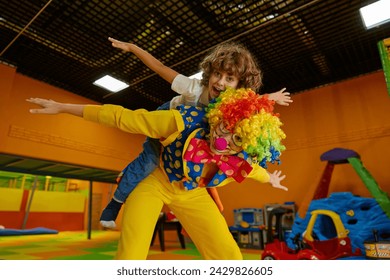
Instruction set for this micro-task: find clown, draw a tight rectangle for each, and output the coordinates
[27,87,287,260]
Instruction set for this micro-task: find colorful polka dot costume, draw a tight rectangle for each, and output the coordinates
[162,105,254,191]
[161,105,208,189]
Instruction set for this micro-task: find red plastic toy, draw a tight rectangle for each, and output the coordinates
[261,207,362,260]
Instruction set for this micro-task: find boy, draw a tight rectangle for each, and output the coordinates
[100,37,292,228]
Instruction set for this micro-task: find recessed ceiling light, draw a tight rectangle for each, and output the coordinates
[360,0,390,29]
[93,75,129,92]
[189,71,203,79]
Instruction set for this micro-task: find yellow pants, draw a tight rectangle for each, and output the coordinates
[115,168,242,260]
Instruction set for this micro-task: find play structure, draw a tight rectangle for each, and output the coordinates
[378,38,390,96]
[262,208,362,260]
[262,148,390,260]
[297,148,390,220]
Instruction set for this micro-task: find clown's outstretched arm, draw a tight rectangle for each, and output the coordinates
[27,98,85,116]
[26,98,184,142]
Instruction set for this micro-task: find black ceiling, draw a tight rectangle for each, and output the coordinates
[0,0,389,111]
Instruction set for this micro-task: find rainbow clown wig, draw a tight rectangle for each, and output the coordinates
[206,87,286,167]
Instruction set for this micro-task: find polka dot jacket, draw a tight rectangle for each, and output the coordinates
[162,105,253,191]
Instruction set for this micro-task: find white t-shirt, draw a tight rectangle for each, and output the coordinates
[170,74,210,109]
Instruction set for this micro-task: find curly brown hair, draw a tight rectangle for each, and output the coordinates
[199,41,262,91]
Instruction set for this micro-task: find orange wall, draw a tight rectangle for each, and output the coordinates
[0,63,145,171]
[1,63,389,229]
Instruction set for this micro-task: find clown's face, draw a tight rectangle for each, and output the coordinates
[208,70,240,101]
[209,122,243,155]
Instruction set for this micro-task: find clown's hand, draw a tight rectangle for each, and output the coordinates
[27,98,64,114]
[268,170,288,191]
[267,88,293,106]
[26,98,85,116]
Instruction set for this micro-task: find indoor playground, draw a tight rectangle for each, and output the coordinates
[1,1,390,262]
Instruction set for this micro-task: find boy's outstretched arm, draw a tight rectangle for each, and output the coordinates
[266,88,293,106]
[108,37,178,84]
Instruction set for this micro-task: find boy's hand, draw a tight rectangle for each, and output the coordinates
[269,170,288,191]
[268,88,293,106]
[108,37,132,52]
